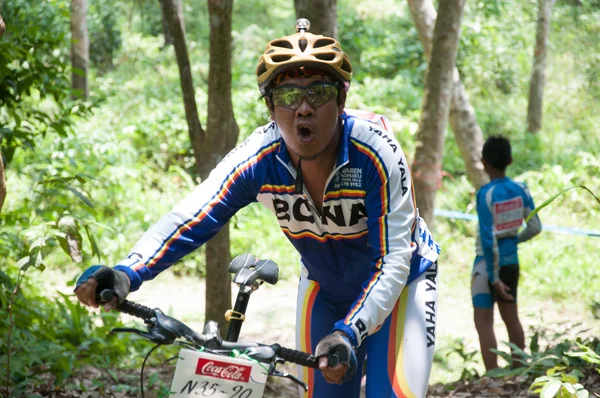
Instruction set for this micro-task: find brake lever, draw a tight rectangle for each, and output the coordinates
[109,313,180,345]
[270,361,309,392]
[109,327,154,340]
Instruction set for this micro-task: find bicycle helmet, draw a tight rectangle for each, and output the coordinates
[256,18,352,95]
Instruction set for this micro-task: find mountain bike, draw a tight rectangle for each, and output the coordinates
[99,254,330,398]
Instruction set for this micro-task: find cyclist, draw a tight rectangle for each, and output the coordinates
[75,19,440,398]
[471,135,541,371]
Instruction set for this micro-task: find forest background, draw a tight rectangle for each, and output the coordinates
[1,0,599,397]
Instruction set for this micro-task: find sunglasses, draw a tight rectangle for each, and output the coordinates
[270,82,339,110]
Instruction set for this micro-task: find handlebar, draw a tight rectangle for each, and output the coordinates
[100,290,319,369]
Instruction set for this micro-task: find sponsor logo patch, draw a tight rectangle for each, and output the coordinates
[195,358,252,383]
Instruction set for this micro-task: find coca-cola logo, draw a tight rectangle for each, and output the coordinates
[195,358,251,383]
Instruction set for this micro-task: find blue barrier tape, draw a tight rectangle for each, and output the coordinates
[434,209,600,238]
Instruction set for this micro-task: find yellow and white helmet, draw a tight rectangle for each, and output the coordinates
[256,18,353,95]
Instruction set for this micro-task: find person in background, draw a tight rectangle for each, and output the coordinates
[74,19,440,398]
[472,135,542,372]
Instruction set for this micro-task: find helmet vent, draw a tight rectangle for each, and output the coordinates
[272,55,292,63]
[316,53,335,61]
[299,39,308,52]
[271,40,293,49]
[342,59,352,73]
[257,63,267,76]
[314,38,335,48]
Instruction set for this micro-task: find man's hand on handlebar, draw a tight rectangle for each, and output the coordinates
[315,331,357,385]
[74,265,131,311]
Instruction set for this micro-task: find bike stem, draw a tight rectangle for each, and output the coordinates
[225,284,254,342]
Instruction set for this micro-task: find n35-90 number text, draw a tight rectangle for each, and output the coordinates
[179,380,254,397]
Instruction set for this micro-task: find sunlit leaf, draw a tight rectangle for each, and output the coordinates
[540,379,561,398]
[561,382,576,394]
[547,366,566,376]
[17,256,30,269]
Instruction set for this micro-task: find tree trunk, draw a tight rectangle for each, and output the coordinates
[527,0,556,133]
[161,8,173,47]
[294,0,337,38]
[160,0,184,48]
[408,0,488,190]
[0,153,6,215]
[71,0,89,99]
[412,0,466,229]
[159,0,205,173]
[203,0,239,335]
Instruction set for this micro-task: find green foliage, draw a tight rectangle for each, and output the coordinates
[443,339,481,380]
[458,0,535,97]
[484,324,600,397]
[0,0,91,165]
[530,367,590,398]
[529,339,600,398]
[3,161,102,267]
[136,0,165,38]
[0,265,155,394]
[88,0,124,73]
[338,2,426,83]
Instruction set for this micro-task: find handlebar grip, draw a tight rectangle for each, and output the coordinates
[278,346,319,369]
[99,289,155,320]
[117,300,155,320]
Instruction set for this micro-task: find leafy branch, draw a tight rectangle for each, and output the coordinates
[3,173,101,395]
[525,185,600,223]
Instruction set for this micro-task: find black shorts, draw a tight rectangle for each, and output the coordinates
[490,264,520,303]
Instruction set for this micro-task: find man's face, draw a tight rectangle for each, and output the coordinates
[268,76,346,161]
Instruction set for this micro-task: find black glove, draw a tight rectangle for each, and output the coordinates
[75,265,130,304]
[315,332,358,383]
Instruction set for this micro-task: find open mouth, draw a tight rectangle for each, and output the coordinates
[297,126,315,143]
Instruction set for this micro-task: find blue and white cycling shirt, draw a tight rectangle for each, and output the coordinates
[475,177,541,283]
[114,111,440,348]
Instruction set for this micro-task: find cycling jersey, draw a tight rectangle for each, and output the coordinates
[474,177,541,283]
[114,111,440,350]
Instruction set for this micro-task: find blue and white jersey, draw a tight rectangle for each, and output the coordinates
[114,112,440,348]
[475,177,541,283]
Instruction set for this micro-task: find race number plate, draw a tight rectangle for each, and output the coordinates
[170,349,268,398]
[494,196,524,235]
